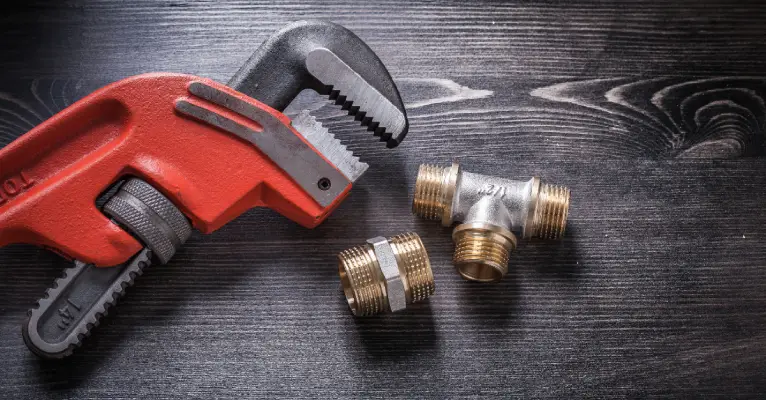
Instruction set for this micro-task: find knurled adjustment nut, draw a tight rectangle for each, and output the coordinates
[366,236,406,313]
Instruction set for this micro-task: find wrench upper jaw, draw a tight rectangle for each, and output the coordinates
[228,20,409,148]
[306,47,408,149]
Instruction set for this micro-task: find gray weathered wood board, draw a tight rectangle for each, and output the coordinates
[1,1,765,397]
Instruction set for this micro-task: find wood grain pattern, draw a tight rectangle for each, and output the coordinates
[2,0,766,398]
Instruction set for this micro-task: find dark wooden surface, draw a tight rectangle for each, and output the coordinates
[2,1,766,398]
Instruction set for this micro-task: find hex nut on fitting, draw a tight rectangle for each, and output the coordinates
[338,233,435,316]
[413,163,570,282]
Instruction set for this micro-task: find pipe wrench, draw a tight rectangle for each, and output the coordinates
[0,20,408,358]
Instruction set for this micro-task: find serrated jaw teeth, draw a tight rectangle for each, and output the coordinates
[327,89,392,142]
[306,48,407,148]
[291,110,369,183]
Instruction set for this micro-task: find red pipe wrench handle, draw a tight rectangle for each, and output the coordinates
[0,73,351,266]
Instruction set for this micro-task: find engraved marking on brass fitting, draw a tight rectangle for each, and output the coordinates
[413,163,570,282]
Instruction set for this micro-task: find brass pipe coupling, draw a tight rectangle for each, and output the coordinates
[412,163,570,283]
[338,233,435,316]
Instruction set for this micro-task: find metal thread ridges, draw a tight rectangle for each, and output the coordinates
[533,183,570,240]
[453,228,515,282]
[389,233,435,302]
[338,233,434,316]
[412,164,449,220]
[338,245,386,316]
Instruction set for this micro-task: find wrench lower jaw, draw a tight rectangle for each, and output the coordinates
[23,178,192,359]
[23,249,152,360]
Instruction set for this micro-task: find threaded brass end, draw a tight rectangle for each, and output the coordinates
[390,233,435,303]
[452,223,517,283]
[532,183,570,240]
[338,233,434,316]
[412,164,448,220]
[412,163,458,225]
[338,245,386,316]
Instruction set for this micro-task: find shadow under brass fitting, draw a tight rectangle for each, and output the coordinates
[413,163,570,282]
[338,233,435,316]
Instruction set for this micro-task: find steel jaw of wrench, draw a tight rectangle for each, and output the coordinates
[229,20,409,148]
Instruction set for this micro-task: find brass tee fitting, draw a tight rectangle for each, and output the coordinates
[338,233,435,316]
[413,163,570,282]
